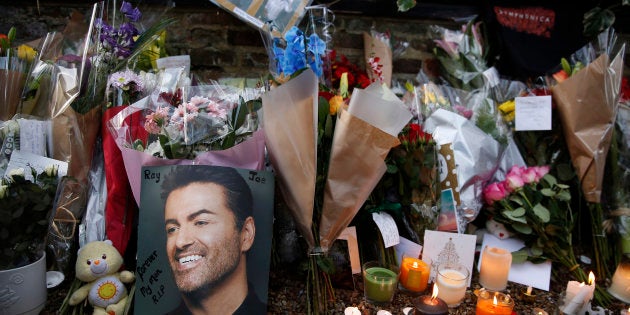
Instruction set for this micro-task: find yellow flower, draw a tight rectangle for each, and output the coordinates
[498,100,515,114]
[17,44,36,62]
[424,91,437,104]
[329,95,344,115]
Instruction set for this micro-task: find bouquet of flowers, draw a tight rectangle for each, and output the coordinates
[483,164,610,305]
[0,26,36,122]
[0,165,60,269]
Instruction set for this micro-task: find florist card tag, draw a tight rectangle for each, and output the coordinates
[5,150,68,181]
[371,211,400,248]
[422,230,476,286]
[515,96,552,131]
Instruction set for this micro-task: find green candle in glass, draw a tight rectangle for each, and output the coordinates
[363,261,399,305]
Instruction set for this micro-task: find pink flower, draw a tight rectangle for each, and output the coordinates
[505,168,525,191]
[521,167,537,184]
[483,181,508,205]
[533,165,550,182]
[144,107,169,134]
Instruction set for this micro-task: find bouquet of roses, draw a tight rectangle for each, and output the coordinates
[483,164,610,305]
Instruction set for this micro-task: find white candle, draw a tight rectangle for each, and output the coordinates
[479,246,512,291]
[345,306,361,315]
[608,262,630,304]
[564,280,582,303]
[436,268,468,307]
[620,307,629,315]
[562,282,589,314]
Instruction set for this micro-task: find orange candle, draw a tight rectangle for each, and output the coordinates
[475,289,514,315]
[399,256,430,292]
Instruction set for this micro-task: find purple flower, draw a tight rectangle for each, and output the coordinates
[120,1,142,22]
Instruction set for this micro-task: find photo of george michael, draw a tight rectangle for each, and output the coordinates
[161,166,266,314]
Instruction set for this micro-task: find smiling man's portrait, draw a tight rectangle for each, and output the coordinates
[161,166,266,314]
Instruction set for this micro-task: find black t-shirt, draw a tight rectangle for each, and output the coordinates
[483,1,595,81]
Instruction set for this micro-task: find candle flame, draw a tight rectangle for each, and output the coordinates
[413,261,418,268]
[527,286,532,295]
[431,283,438,299]
[588,271,595,285]
[493,294,498,306]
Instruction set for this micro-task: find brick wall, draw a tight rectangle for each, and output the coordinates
[0,2,458,84]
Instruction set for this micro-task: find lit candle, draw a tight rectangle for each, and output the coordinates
[479,246,512,291]
[620,307,630,315]
[521,286,536,303]
[413,284,448,315]
[562,282,589,314]
[608,261,630,304]
[363,262,399,305]
[345,307,361,315]
[475,289,514,315]
[400,256,430,293]
[532,307,548,315]
[436,263,469,307]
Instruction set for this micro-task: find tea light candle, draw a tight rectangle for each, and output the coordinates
[413,284,448,315]
[608,261,630,303]
[479,246,512,291]
[400,256,430,293]
[532,307,548,315]
[475,289,514,315]
[620,307,629,315]
[363,266,399,304]
[345,307,361,315]
[521,286,536,303]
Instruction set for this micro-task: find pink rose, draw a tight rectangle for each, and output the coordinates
[533,165,550,182]
[504,165,525,191]
[522,167,537,184]
[483,181,508,205]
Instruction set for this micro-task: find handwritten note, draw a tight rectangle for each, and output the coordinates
[372,211,400,248]
[515,96,552,131]
[18,118,51,156]
[4,150,68,181]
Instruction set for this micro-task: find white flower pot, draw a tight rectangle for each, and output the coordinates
[0,252,47,315]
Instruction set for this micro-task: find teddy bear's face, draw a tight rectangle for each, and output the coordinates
[486,219,513,240]
[75,241,124,282]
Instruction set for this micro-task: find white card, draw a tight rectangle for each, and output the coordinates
[515,96,552,131]
[422,230,477,286]
[18,118,51,156]
[372,211,400,248]
[5,150,68,181]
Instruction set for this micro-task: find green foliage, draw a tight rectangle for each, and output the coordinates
[396,0,416,12]
[0,166,60,270]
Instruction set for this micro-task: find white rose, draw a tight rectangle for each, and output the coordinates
[0,184,7,198]
[7,168,25,178]
[44,164,58,177]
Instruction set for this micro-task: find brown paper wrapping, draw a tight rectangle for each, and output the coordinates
[363,32,392,87]
[0,70,25,121]
[52,106,101,186]
[552,53,624,203]
[262,70,318,248]
[318,109,400,250]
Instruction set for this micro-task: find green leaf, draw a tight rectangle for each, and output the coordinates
[540,188,555,197]
[561,58,572,76]
[555,190,571,202]
[511,249,530,264]
[530,245,544,256]
[532,203,551,222]
[316,255,336,274]
[509,195,523,205]
[543,174,557,186]
[583,7,615,38]
[396,0,416,12]
[512,222,533,234]
[502,209,528,223]
[506,207,526,217]
[7,26,16,45]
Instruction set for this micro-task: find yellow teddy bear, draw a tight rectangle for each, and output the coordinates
[69,240,135,315]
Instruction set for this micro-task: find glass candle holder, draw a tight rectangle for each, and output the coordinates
[479,245,512,291]
[608,261,630,303]
[362,261,400,305]
[435,262,469,307]
[399,255,430,295]
[475,288,514,315]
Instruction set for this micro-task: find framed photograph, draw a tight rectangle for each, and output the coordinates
[134,165,274,314]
